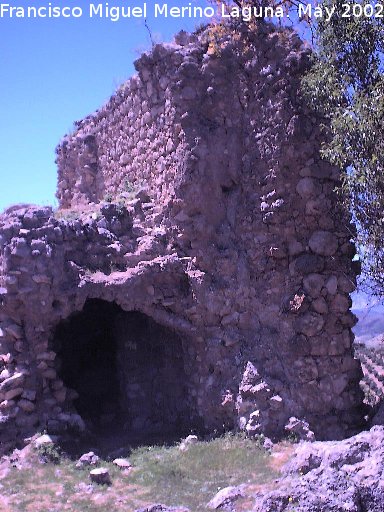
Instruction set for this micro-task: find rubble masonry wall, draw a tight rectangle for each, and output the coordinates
[0,23,363,452]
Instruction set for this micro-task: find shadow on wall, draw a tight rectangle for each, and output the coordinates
[51,299,198,441]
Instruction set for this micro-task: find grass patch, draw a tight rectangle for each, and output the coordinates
[0,433,279,512]
[129,433,275,511]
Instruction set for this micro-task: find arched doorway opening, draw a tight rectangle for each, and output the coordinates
[52,299,196,443]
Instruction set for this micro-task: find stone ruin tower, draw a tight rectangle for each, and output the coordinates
[0,23,364,452]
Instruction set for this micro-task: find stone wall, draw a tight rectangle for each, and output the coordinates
[0,22,363,452]
[56,34,192,209]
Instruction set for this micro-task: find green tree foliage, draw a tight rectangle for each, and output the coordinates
[301,0,384,295]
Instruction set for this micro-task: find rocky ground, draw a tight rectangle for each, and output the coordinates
[193,425,384,511]
[1,426,384,511]
[252,425,384,512]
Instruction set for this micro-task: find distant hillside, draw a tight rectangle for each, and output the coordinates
[352,292,384,344]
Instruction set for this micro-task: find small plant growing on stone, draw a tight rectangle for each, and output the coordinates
[36,442,62,464]
[286,431,300,444]
[252,433,266,448]
[287,495,299,511]
[54,209,82,222]
[193,22,208,35]
[103,193,113,203]
[122,178,135,194]
[115,178,149,203]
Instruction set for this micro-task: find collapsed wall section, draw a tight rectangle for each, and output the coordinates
[0,23,364,452]
[56,39,194,209]
[0,203,204,452]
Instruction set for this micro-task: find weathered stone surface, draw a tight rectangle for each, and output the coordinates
[331,294,351,313]
[338,275,356,293]
[0,373,25,393]
[372,401,384,426]
[252,426,384,512]
[33,434,57,448]
[113,458,132,469]
[89,467,111,485]
[5,324,23,340]
[296,178,318,198]
[290,254,325,275]
[18,399,35,413]
[179,435,198,452]
[311,297,328,314]
[284,417,315,441]
[325,275,338,295]
[302,274,324,298]
[4,388,23,400]
[207,485,245,509]
[76,452,99,468]
[0,23,362,449]
[294,313,325,337]
[309,231,339,256]
[135,505,189,512]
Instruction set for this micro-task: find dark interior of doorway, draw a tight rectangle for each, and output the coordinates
[52,299,197,454]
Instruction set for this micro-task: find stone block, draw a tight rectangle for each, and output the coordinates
[0,372,25,392]
[18,399,36,413]
[309,231,338,256]
[290,254,325,274]
[294,313,325,337]
[303,273,324,298]
[4,387,23,400]
[89,467,111,485]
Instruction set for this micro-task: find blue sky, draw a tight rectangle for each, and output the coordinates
[0,0,212,211]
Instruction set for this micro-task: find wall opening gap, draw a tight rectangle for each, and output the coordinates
[52,298,197,450]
